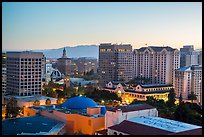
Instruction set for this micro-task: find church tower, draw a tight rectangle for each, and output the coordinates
[62,47,67,58]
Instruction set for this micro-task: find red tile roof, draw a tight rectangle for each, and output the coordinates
[108,120,173,135]
[107,103,156,113]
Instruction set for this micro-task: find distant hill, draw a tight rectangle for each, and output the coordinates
[3,45,99,59]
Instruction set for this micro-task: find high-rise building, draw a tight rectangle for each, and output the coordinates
[99,43,133,85]
[174,65,202,105]
[133,46,180,84]
[2,67,6,95]
[198,50,202,65]
[2,53,7,95]
[180,45,201,67]
[56,48,71,76]
[6,51,44,96]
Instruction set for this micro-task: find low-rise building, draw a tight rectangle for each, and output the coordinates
[22,96,106,135]
[105,103,158,129]
[103,82,174,104]
[4,95,57,108]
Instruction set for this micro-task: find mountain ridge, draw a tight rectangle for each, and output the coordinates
[3,45,99,59]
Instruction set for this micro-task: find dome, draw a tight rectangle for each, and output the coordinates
[62,96,98,109]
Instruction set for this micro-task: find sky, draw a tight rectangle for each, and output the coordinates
[2,2,202,50]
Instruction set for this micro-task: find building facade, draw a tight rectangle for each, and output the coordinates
[174,65,202,105]
[133,46,180,85]
[103,82,173,104]
[105,104,158,129]
[2,53,7,95]
[99,43,133,85]
[6,51,44,96]
[71,57,97,76]
[56,48,71,76]
[180,45,201,67]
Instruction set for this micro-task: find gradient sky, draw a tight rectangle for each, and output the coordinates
[2,2,202,50]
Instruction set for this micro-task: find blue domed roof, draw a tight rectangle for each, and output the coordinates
[61,96,98,109]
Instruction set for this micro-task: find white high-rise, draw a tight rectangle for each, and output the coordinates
[6,51,44,96]
[133,46,180,84]
[174,65,202,105]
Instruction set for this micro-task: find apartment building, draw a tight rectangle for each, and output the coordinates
[99,43,133,85]
[174,65,202,105]
[133,46,180,84]
[6,51,44,96]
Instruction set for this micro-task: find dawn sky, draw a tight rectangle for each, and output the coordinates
[2,2,202,50]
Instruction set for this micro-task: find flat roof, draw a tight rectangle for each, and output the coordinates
[29,105,105,118]
[125,89,171,94]
[108,116,202,135]
[140,84,173,88]
[6,95,57,102]
[107,103,156,113]
[2,115,65,135]
[108,120,172,135]
[128,116,202,133]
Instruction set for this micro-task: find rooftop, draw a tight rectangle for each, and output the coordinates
[108,116,202,135]
[176,66,191,72]
[2,115,65,135]
[10,95,57,102]
[140,84,173,88]
[29,104,105,118]
[108,120,172,135]
[124,89,172,94]
[107,103,156,113]
[128,116,202,133]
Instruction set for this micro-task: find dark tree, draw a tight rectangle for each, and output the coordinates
[166,89,176,107]
[188,92,197,103]
[179,93,183,105]
[45,98,51,105]
[6,98,20,118]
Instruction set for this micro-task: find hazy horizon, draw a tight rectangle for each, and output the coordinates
[2,2,202,50]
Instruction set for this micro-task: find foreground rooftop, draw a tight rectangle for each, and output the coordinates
[2,115,65,135]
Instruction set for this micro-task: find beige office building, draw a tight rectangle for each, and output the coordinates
[99,43,133,85]
[6,51,44,96]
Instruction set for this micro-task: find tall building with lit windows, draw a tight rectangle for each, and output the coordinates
[99,43,133,85]
[2,52,7,95]
[133,46,180,84]
[6,51,44,96]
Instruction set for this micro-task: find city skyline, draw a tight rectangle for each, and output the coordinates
[2,2,202,51]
